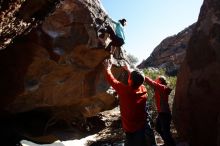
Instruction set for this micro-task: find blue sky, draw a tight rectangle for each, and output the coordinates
[101,0,203,64]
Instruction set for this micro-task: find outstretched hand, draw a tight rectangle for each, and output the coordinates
[103,59,112,70]
[122,62,132,73]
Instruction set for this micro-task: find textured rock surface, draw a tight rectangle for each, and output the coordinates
[0,0,61,49]
[138,24,195,76]
[0,0,122,122]
[173,0,220,145]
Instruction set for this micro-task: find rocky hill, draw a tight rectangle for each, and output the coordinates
[138,23,196,76]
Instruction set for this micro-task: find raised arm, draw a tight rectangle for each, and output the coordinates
[145,76,167,92]
[122,62,133,74]
[105,15,117,24]
[144,76,157,87]
[103,59,121,91]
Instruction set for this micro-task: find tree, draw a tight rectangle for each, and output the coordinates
[127,53,138,65]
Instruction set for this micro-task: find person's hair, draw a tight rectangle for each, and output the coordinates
[158,76,167,85]
[119,18,126,26]
[130,70,144,89]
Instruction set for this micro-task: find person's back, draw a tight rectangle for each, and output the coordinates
[103,60,151,146]
[145,75,175,146]
[145,76,171,113]
[104,65,147,132]
[104,17,127,54]
[114,19,126,41]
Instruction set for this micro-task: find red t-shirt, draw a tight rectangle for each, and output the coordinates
[145,76,171,113]
[105,69,147,133]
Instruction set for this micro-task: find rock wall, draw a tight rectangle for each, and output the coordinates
[138,24,195,76]
[0,0,121,122]
[0,0,61,49]
[173,0,220,145]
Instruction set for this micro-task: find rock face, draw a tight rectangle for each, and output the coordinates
[138,24,195,76]
[0,0,61,49]
[0,0,121,123]
[173,0,220,145]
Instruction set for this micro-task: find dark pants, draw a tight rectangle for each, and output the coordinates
[125,128,147,146]
[105,25,124,51]
[125,124,156,146]
[156,113,175,146]
[146,118,157,146]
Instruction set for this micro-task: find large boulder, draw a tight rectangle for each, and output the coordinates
[0,0,122,123]
[0,0,61,49]
[173,0,220,145]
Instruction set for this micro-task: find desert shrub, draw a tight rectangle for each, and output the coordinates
[127,54,138,65]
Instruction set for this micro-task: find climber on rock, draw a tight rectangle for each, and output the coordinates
[103,16,127,55]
